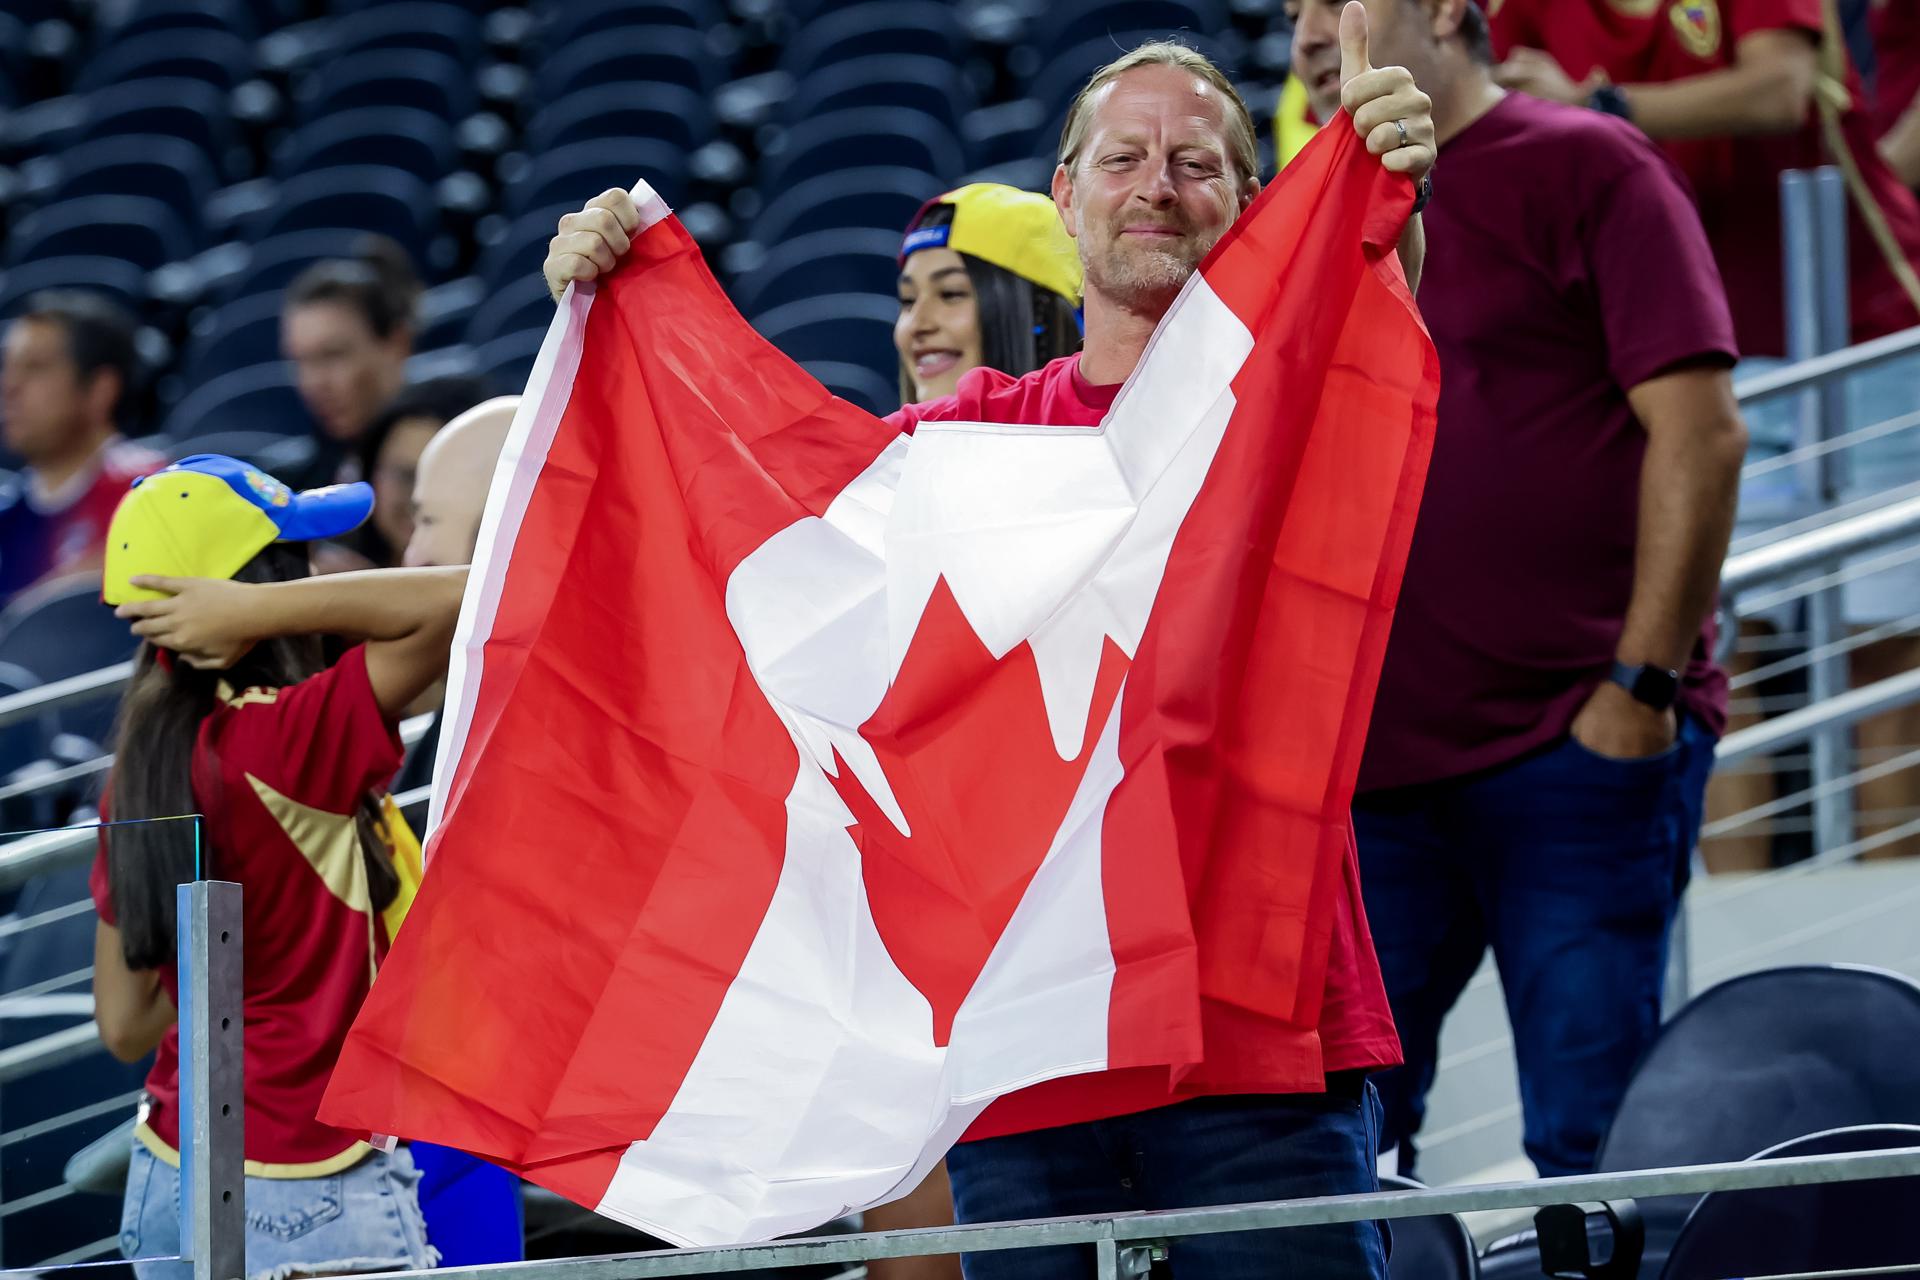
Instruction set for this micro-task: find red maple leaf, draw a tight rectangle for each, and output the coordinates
[828,576,1132,1046]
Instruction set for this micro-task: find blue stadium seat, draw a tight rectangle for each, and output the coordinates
[47,135,218,228]
[163,429,315,476]
[0,257,149,319]
[1660,1124,1920,1280]
[243,167,439,269]
[5,196,194,272]
[464,275,555,349]
[217,229,369,304]
[476,204,575,288]
[329,2,485,64]
[295,50,476,125]
[75,79,242,180]
[753,293,898,382]
[0,575,140,745]
[1031,31,1240,118]
[476,328,545,394]
[731,228,901,318]
[526,83,717,156]
[275,108,457,184]
[543,0,725,46]
[180,294,286,386]
[759,108,965,193]
[531,28,725,104]
[788,56,978,133]
[777,2,969,78]
[802,360,898,417]
[504,139,688,217]
[160,362,314,443]
[0,660,51,783]
[75,29,254,93]
[415,275,488,352]
[748,167,941,245]
[1027,0,1230,58]
[96,0,264,45]
[1378,1175,1480,1280]
[962,98,1053,172]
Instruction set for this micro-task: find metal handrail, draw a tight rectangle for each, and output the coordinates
[1722,494,1920,596]
[0,661,132,729]
[363,1148,1920,1279]
[1733,323,1920,405]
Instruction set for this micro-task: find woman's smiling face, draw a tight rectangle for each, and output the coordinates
[895,246,984,401]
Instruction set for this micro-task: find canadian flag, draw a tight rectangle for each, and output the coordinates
[320,120,1438,1246]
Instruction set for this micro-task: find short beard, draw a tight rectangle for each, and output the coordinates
[1083,229,1218,315]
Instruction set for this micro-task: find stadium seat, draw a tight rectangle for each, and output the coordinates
[542,0,725,46]
[526,83,717,156]
[295,51,477,125]
[476,328,545,394]
[242,167,440,269]
[476,203,576,288]
[758,108,965,193]
[503,138,688,217]
[753,293,898,383]
[747,167,942,245]
[329,2,485,65]
[464,275,556,349]
[801,360,898,417]
[163,429,314,476]
[1481,965,1920,1280]
[0,256,150,319]
[5,196,194,272]
[787,56,979,134]
[0,575,140,745]
[1660,1124,1920,1280]
[961,98,1053,172]
[1379,1175,1480,1280]
[275,108,458,184]
[1026,0,1230,57]
[731,228,902,317]
[415,275,488,352]
[46,135,218,228]
[215,228,370,304]
[160,362,313,443]
[95,0,263,44]
[0,659,51,783]
[1031,32,1241,119]
[74,78,243,180]
[530,29,726,104]
[180,294,287,385]
[777,2,970,79]
[74,29,254,94]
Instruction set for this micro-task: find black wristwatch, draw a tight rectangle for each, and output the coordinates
[1610,661,1679,711]
[1588,83,1633,122]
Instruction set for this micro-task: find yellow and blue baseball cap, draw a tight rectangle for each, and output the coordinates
[102,454,374,605]
[901,183,1083,307]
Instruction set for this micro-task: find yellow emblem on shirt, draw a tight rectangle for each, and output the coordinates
[1669,0,1722,59]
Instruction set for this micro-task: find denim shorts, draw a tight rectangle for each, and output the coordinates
[120,1139,437,1280]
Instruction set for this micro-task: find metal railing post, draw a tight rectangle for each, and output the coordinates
[1782,167,1856,857]
[177,881,244,1280]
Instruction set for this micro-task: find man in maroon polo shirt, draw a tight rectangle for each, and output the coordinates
[1292,0,1749,1178]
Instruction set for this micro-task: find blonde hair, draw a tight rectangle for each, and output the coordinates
[1057,41,1259,188]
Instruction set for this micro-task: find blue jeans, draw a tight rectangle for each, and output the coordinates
[944,1087,1389,1279]
[1352,715,1715,1179]
[120,1140,436,1280]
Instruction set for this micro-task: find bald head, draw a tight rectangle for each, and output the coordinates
[404,394,518,567]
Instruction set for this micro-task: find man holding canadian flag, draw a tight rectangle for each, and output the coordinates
[319,5,1440,1276]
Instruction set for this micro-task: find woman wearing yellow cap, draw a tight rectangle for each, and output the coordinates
[88,454,466,1280]
[894,183,1084,405]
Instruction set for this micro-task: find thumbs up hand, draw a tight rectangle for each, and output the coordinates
[1338,0,1436,181]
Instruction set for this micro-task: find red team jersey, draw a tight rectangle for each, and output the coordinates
[1490,0,1920,355]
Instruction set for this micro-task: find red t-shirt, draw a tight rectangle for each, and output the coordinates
[1873,0,1920,146]
[1359,94,1737,792]
[888,357,1401,1140]
[92,646,405,1175]
[1491,0,1920,356]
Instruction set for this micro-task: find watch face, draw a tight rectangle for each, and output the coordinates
[1632,666,1680,709]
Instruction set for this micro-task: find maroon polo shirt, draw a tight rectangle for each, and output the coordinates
[1357,93,1736,793]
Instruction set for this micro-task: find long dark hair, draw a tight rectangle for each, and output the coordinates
[105,543,399,970]
[897,206,1083,405]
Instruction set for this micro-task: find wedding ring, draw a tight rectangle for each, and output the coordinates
[1393,119,1410,148]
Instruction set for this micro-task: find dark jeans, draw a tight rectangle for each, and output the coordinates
[1352,715,1715,1178]
[944,1084,1388,1280]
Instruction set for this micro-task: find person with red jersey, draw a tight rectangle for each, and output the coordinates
[90,453,466,1280]
[0,291,162,607]
[1872,0,1920,187]
[543,9,1432,1276]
